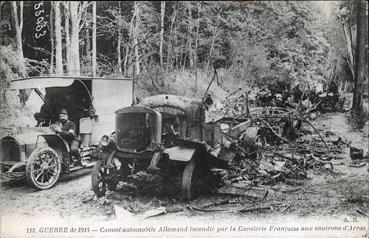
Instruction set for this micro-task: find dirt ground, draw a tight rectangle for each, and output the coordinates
[0,112,368,221]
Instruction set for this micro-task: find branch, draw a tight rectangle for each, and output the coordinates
[78,1,92,26]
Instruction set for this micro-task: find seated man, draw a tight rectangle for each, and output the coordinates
[51,109,79,157]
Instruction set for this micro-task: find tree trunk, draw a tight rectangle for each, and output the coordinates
[11,1,25,76]
[124,10,135,76]
[50,5,54,74]
[187,5,194,69]
[194,2,201,68]
[69,1,80,76]
[342,24,355,79]
[64,2,71,74]
[207,30,216,70]
[179,40,185,70]
[159,1,165,67]
[352,1,368,113]
[85,27,90,68]
[92,1,97,77]
[117,2,122,74]
[207,13,219,70]
[133,2,140,75]
[54,1,63,75]
[167,3,177,71]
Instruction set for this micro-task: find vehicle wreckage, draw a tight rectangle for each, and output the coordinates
[90,91,310,200]
[92,94,230,200]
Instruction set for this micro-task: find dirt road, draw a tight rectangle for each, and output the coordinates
[1,112,368,221]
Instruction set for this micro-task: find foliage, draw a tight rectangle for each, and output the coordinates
[0,45,22,98]
[0,1,366,99]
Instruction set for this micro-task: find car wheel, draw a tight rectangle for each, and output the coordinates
[181,158,207,200]
[91,160,107,197]
[26,147,61,190]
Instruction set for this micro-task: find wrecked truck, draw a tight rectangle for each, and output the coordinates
[91,95,228,200]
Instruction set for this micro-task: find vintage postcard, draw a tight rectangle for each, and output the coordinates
[0,1,368,237]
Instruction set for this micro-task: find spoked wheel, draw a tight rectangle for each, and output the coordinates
[91,160,120,197]
[26,147,61,190]
[91,161,107,197]
[181,158,209,200]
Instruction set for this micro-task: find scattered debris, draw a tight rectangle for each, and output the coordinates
[356,209,369,217]
[113,205,135,220]
[200,199,230,209]
[141,207,167,219]
[349,163,366,168]
[215,187,267,201]
[239,206,272,213]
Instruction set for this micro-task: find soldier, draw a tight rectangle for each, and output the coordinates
[51,109,79,157]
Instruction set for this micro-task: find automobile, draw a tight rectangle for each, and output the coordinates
[0,76,133,190]
[91,94,228,200]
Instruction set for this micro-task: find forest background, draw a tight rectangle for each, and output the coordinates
[0,1,367,134]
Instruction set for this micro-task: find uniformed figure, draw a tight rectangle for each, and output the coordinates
[51,109,79,157]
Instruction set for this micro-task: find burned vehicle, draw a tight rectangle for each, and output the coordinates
[91,95,228,200]
[0,76,133,190]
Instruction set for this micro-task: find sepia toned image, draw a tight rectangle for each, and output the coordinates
[0,1,368,238]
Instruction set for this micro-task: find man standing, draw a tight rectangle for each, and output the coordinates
[51,109,79,157]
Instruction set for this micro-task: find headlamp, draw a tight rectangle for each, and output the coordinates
[100,135,109,146]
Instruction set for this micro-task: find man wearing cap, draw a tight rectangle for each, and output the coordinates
[51,109,79,157]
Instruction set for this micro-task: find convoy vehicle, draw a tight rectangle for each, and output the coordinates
[0,76,133,189]
[91,94,228,200]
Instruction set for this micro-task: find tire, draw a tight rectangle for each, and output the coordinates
[91,160,107,198]
[26,147,61,190]
[92,158,123,197]
[181,158,207,200]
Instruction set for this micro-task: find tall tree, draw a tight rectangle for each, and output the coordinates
[92,1,97,77]
[11,1,25,76]
[124,6,135,75]
[166,2,178,71]
[92,1,97,76]
[117,2,122,73]
[133,1,140,75]
[54,1,63,75]
[68,2,80,75]
[187,3,194,69]
[50,5,54,74]
[352,1,368,113]
[63,1,71,73]
[159,1,165,67]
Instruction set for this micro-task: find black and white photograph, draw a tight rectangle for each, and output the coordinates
[0,1,368,237]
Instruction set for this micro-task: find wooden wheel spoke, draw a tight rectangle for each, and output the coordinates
[33,168,42,174]
[35,172,43,181]
[40,173,45,184]
[48,170,56,176]
[44,172,50,181]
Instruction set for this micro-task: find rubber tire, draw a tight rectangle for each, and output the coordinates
[26,147,61,190]
[91,160,107,198]
[181,158,205,200]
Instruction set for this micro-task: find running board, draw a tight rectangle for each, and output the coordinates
[67,161,96,172]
